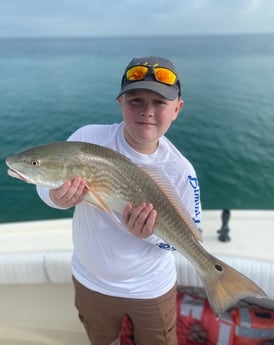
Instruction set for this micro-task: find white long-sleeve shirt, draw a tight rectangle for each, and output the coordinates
[37,122,201,299]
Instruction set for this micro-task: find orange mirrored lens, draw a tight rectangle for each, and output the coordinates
[154,68,177,85]
[126,66,177,85]
[126,66,149,81]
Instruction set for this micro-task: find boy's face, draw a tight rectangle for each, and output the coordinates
[118,90,184,154]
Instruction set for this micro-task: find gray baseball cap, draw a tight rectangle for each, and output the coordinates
[117,56,181,100]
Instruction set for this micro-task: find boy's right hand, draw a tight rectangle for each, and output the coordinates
[49,176,88,209]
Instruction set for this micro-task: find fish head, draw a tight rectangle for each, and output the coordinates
[5,142,86,188]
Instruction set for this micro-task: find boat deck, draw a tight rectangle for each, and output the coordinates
[0,210,273,344]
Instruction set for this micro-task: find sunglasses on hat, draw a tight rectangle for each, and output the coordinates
[126,65,177,86]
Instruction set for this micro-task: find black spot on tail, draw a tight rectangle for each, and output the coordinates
[215,264,223,272]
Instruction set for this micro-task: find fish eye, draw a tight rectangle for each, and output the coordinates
[31,160,40,167]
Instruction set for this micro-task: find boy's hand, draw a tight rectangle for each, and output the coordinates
[49,176,88,209]
[123,202,157,238]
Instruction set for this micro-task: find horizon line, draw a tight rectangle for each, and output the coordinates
[0,32,274,40]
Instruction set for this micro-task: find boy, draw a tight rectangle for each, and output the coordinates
[37,56,201,345]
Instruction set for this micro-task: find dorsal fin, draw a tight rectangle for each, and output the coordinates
[140,165,202,242]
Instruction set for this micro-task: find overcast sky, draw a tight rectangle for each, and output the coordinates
[1,0,274,37]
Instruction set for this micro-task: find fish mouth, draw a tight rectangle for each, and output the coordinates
[7,168,28,183]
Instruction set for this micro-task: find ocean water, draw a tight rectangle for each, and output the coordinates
[0,34,274,223]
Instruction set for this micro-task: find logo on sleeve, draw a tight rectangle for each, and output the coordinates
[188,175,201,226]
[157,243,176,251]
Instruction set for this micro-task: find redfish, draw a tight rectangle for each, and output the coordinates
[6,141,267,315]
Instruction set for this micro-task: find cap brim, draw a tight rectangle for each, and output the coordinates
[117,81,179,100]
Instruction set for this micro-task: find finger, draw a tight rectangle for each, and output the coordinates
[50,177,87,208]
[126,202,147,230]
[68,179,88,205]
[127,203,157,239]
[133,203,154,229]
[73,181,89,205]
[50,180,72,201]
[141,209,157,238]
[123,203,133,224]
[63,177,86,201]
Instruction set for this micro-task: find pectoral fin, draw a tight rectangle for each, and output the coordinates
[85,190,111,212]
[85,190,122,225]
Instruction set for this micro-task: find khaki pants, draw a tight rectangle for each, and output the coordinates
[73,276,178,345]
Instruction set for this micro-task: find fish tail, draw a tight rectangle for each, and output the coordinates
[203,258,267,316]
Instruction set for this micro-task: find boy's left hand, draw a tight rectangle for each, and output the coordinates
[123,202,157,239]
